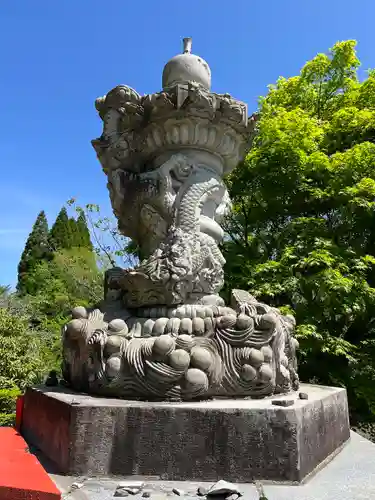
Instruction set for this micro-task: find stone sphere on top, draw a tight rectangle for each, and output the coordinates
[162,37,211,91]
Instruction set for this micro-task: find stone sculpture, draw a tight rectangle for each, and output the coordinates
[62,38,300,400]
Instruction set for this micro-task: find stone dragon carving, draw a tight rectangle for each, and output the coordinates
[122,159,229,307]
[62,38,299,401]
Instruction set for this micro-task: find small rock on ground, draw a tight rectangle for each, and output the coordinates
[271,399,294,407]
[172,487,185,495]
[114,486,142,496]
[197,486,208,496]
[207,480,242,497]
[71,482,84,490]
[114,481,144,496]
[117,481,144,489]
[114,489,129,497]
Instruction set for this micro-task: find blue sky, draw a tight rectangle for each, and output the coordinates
[1,0,374,287]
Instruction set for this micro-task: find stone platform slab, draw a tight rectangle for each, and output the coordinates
[44,432,375,500]
[21,383,350,483]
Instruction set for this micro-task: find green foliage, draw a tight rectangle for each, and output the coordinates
[0,307,50,426]
[23,247,104,341]
[49,206,93,251]
[0,391,17,427]
[17,204,96,304]
[76,212,93,251]
[17,211,51,295]
[66,199,138,268]
[0,413,16,426]
[0,285,10,296]
[0,308,48,387]
[47,248,101,305]
[0,386,21,414]
[1,212,105,425]
[49,207,71,250]
[225,40,375,420]
[0,243,104,425]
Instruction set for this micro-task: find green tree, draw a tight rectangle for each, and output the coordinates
[76,212,93,250]
[50,207,94,251]
[67,217,79,248]
[0,245,105,425]
[0,285,10,297]
[66,199,139,268]
[0,306,50,425]
[49,207,72,250]
[27,246,103,329]
[17,211,50,295]
[224,40,375,421]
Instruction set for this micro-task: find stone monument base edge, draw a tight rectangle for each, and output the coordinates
[20,383,350,483]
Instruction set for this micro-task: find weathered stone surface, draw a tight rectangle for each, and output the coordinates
[61,296,299,401]
[197,486,208,496]
[207,479,241,496]
[114,488,130,497]
[172,487,184,496]
[22,384,350,482]
[59,38,301,403]
[163,37,211,91]
[272,399,295,407]
[92,36,254,309]
[44,431,375,499]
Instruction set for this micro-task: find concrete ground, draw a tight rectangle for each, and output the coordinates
[44,431,375,500]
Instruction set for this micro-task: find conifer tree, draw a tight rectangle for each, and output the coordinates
[17,211,50,295]
[76,212,93,250]
[67,217,79,248]
[49,207,71,250]
[49,207,94,251]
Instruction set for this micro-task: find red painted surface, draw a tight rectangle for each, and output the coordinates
[15,395,24,431]
[21,389,71,473]
[0,427,61,500]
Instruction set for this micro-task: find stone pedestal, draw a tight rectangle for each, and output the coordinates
[21,384,350,483]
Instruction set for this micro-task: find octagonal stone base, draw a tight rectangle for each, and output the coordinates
[21,384,350,483]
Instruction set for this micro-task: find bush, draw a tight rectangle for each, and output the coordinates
[224,41,375,420]
[0,307,53,425]
[0,379,21,427]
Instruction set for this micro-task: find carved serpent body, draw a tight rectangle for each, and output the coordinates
[173,163,227,297]
[117,155,230,307]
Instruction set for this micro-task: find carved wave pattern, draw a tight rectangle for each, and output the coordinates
[62,305,298,401]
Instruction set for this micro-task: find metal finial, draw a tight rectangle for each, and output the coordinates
[183,37,192,54]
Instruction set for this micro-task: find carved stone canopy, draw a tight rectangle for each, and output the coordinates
[92,40,257,177]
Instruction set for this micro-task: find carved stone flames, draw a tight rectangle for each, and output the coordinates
[62,38,299,400]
